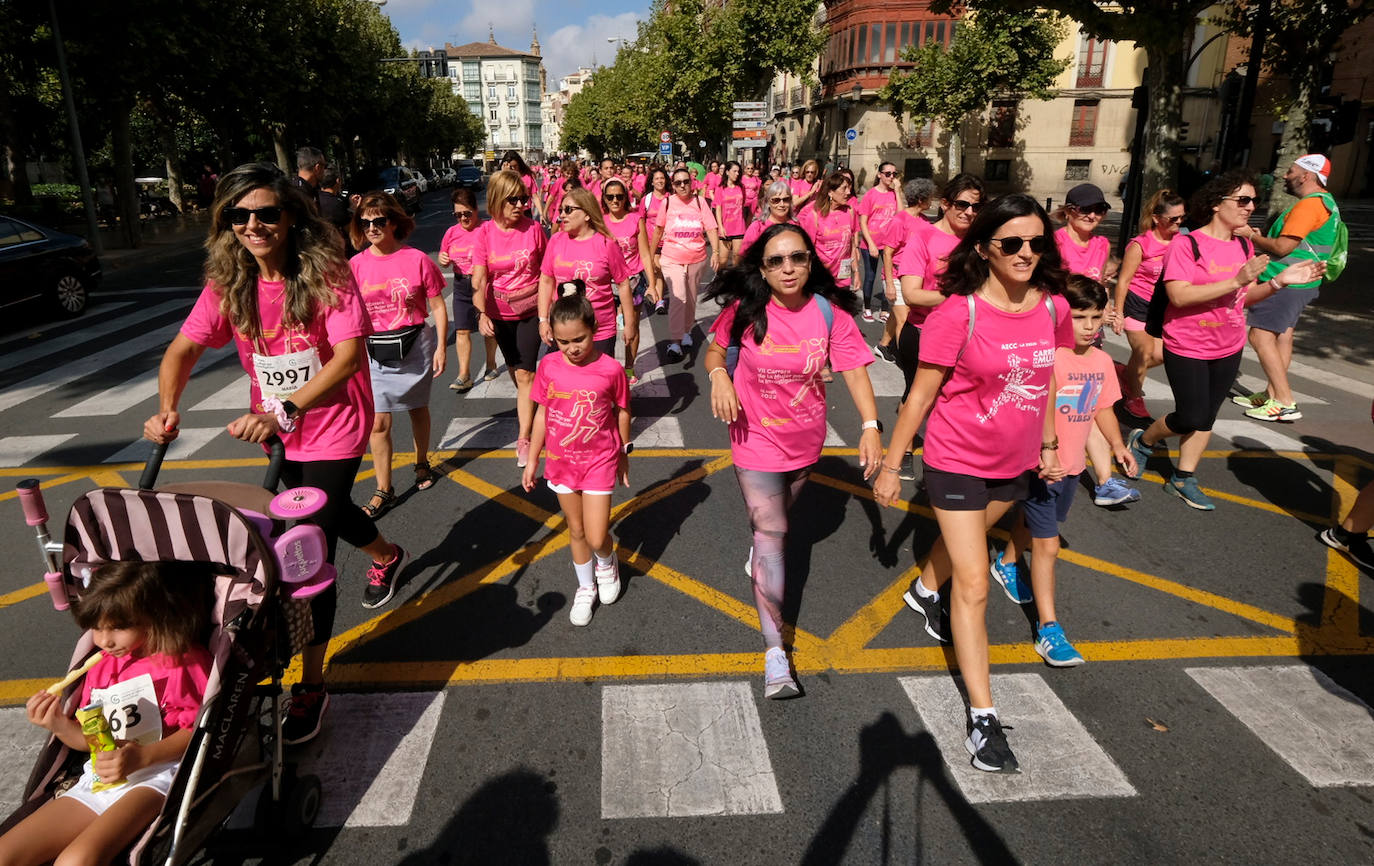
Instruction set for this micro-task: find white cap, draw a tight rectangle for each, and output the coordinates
[1294,154,1331,186]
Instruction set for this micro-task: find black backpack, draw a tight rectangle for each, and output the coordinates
[1145,234,1251,338]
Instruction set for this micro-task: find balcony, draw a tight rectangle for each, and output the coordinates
[789,86,803,109]
[1076,66,1104,88]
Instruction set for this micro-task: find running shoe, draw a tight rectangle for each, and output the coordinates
[595,555,622,604]
[898,451,917,481]
[1165,474,1215,511]
[1035,621,1086,667]
[1093,477,1141,507]
[569,585,597,626]
[449,375,474,393]
[665,343,683,362]
[516,437,531,468]
[1318,527,1374,571]
[902,578,951,643]
[681,332,694,349]
[361,545,406,609]
[763,647,799,700]
[989,553,1033,605]
[1244,399,1302,422]
[1231,390,1268,409]
[861,308,875,322]
[282,683,330,746]
[966,714,1019,773]
[1126,428,1153,478]
[878,310,890,323]
[626,368,639,386]
[744,544,754,579]
[873,343,896,364]
[654,299,668,316]
[1121,396,1150,419]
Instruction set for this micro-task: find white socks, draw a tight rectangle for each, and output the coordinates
[594,550,615,570]
[970,705,998,723]
[915,578,939,602]
[574,559,595,589]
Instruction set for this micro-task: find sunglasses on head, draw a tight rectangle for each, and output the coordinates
[454,209,475,219]
[949,199,982,213]
[762,249,811,271]
[1223,195,1258,206]
[223,205,283,225]
[988,235,1047,255]
[359,216,389,230]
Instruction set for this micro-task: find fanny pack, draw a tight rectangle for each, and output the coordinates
[366,324,423,368]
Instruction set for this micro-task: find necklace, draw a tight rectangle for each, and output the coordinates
[978,286,1037,313]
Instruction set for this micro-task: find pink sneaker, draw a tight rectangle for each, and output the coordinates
[1123,397,1149,419]
[516,437,530,467]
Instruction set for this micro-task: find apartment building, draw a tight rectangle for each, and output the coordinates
[444,30,548,162]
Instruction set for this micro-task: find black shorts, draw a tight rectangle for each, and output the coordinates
[922,463,1032,511]
[491,317,541,372]
[1122,292,1150,324]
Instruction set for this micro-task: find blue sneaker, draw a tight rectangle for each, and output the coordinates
[1126,428,1153,478]
[989,553,1033,605]
[1093,477,1141,507]
[1165,474,1215,511]
[1035,621,1085,667]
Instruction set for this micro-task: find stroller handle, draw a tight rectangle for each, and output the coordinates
[138,436,287,491]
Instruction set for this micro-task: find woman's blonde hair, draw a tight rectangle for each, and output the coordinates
[562,187,615,243]
[801,159,821,179]
[349,191,415,250]
[487,170,529,224]
[204,163,348,341]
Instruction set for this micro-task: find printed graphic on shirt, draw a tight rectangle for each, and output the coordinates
[756,335,829,415]
[545,383,608,448]
[359,276,418,330]
[978,345,1055,424]
[1057,369,1104,423]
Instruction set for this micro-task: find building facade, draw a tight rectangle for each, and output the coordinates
[444,30,548,163]
[542,67,597,160]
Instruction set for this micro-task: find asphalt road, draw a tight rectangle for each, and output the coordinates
[0,188,1371,865]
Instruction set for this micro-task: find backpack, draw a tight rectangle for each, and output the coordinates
[953,293,1057,368]
[724,294,835,377]
[1145,235,1252,339]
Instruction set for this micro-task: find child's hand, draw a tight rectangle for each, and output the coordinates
[1115,446,1139,480]
[26,690,62,731]
[94,741,144,783]
[1038,450,1066,482]
[618,453,630,488]
[521,462,536,492]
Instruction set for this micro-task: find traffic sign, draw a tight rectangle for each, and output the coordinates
[658,142,672,157]
[731,110,766,120]
[698,140,706,148]
[732,120,767,129]
[732,101,767,110]
[845,128,858,142]
[734,140,768,149]
[659,130,671,144]
[732,129,767,139]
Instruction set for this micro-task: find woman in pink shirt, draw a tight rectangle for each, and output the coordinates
[501,150,545,223]
[875,177,936,369]
[714,161,747,266]
[471,170,549,468]
[641,167,672,313]
[1112,189,1185,418]
[143,163,404,741]
[791,160,821,210]
[740,180,797,256]
[603,179,655,384]
[703,223,883,699]
[440,188,500,392]
[545,161,577,225]
[1125,172,1323,510]
[797,173,860,290]
[537,186,635,359]
[348,192,448,517]
[649,167,724,362]
[704,160,722,205]
[875,193,1075,774]
[741,162,763,221]
[857,161,903,323]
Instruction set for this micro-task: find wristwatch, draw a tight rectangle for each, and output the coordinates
[861,419,883,433]
[622,442,635,455]
[281,400,301,420]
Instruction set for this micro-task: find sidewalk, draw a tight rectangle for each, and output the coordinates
[94,210,212,271]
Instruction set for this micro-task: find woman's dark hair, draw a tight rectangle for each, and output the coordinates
[940,173,985,211]
[451,187,478,210]
[647,166,670,192]
[501,150,533,177]
[1187,169,1256,229]
[814,172,851,218]
[1063,274,1109,311]
[722,161,742,188]
[670,167,697,198]
[74,561,214,657]
[549,280,597,331]
[349,190,415,249]
[1138,188,1186,234]
[939,193,1066,297]
[601,179,629,212]
[704,223,860,348]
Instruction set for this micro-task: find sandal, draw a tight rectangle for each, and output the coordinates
[415,462,437,491]
[361,488,395,519]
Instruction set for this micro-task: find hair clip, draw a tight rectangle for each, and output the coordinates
[560,279,585,298]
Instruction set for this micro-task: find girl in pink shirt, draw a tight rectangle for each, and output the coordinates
[875,193,1075,775]
[876,177,936,370]
[348,192,449,515]
[714,161,747,265]
[603,179,656,384]
[1126,173,1322,510]
[649,167,724,360]
[440,187,500,392]
[704,160,722,205]
[2,561,212,863]
[523,286,632,627]
[146,165,403,734]
[1111,190,1185,418]
[501,150,544,223]
[797,173,860,289]
[703,223,884,700]
[537,186,635,357]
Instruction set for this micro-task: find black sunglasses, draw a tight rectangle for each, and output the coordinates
[1224,195,1258,207]
[988,236,1048,255]
[559,205,581,215]
[359,216,389,230]
[604,193,627,202]
[672,178,692,187]
[454,209,475,219]
[223,205,283,225]
[949,199,983,213]
[762,250,811,271]
[506,195,531,206]
[879,170,897,177]
[1074,204,1110,216]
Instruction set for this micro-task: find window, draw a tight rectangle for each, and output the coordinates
[508,107,519,120]
[935,22,946,47]
[488,86,496,98]
[1065,159,1091,181]
[856,25,867,65]
[526,81,540,101]
[987,99,1017,148]
[912,119,934,147]
[527,125,542,147]
[1069,99,1099,146]
[463,61,480,81]
[506,85,516,99]
[463,81,480,100]
[986,159,1011,181]
[903,158,933,179]
[1077,37,1108,88]
[489,109,498,121]
[467,101,481,116]
[867,23,879,63]
[884,23,897,62]
[898,23,911,59]
[925,22,935,45]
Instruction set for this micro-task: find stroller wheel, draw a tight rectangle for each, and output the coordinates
[284,773,322,833]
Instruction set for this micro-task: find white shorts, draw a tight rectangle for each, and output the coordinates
[546,480,611,496]
[890,279,906,307]
[59,760,178,816]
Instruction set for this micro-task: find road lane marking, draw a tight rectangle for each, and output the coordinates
[0,435,78,468]
[0,321,183,413]
[102,428,224,465]
[823,422,845,446]
[601,681,783,818]
[866,354,906,397]
[1209,420,1305,453]
[1186,665,1374,787]
[50,347,233,417]
[0,301,182,373]
[0,707,49,816]
[900,673,1137,802]
[438,416,519,449]
[188,378,248,411]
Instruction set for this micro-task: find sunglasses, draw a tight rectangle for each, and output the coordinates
[604,193,626,202]
[762,250,811,271]
[769,196,790,204]
[559,205,581,216]
[1161,214,1184,225]
[506,195,531,206]
[1074,204,1110,216]
[454,209,475,219]
[1223,195,1258,206]
[223,205,283,225]
[672,179,692,187]
[359,216,389,230]
[988,236,1048,255]
[879,170,897,177]
[949,199,983,213]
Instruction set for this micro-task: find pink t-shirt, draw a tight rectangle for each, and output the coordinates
[181,279,374,462]
[606,211,646,274]
[532,351,628,490]
[710,296,873,472]
[790,178,814,201]
[740,218,796,257]
[470,217,547,320]
[1054,227,1111,280]
[857,186,901,251]
[632,174,647,198]
[1125,231,1168,301]
[705,172,722,202]
[540,231,630,341]
[80,647,212,735]
[885,210,932,263]
[546,178,567,217]
[641,191,668,239]
[656,195,718,264]
[716,186,746,237]
[895,226,961,327]
[797,203,858,287]
[1160,232,1251,360]
[742,175,762,210]
[919,292,1073,478]
[440,221,482,276]
[1052,346,1122,477]
[350,246,445,331]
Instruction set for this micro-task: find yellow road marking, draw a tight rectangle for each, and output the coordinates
[1325,459,1363,639]
[0,583,47,610]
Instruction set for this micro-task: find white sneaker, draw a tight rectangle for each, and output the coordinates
[743,544,754,579]
[595,556,621,604]
[681,332,694,348]
[763,647,799,699]
[570,586,597,626]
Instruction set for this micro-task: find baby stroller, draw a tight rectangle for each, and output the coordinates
[4,437,337,864]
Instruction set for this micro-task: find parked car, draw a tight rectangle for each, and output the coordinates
[0,213,101,318]
[413,171,429,194]
[356,166,422,214]
[456,164,484,190]
[436,168,457,187]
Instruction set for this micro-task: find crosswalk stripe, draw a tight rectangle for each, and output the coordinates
[51,349,234,419]
[866,353,906,397]
[189,377,249,412]
[1186,665,1374,787]
[0,434,79,468]
[601,681,783,819]
[1255,353,1374,400]
[0,300,186,375]
[0,301,131,350]
[0,707,48,817]
[899,674,1137,802]
[824,422,845,446]
[0,321,182,414]
[439,416,519,449]
[1209,419,1306,452]
[102,427,224,465]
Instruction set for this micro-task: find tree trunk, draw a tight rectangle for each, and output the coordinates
[947,127,963,176]
[1265,69,1314,215]
[150,97,184,213]
[1141,42,1186,195]
[111,102,141,248]
[272,124,291,174]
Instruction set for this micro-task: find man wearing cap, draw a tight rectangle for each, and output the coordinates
[1233,154,1343,422]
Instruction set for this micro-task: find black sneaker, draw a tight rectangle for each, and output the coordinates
[898,451,917,481]
[902,579,950,643]
[966,714,1019,773]
[362,545,406,609]
[1319,528,1374,571]
[282,683,330,746]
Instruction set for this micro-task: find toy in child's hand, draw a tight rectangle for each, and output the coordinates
[46,651,102,696]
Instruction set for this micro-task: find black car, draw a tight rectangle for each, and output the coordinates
[0,213,101,318]
[347,166,422,214]
[456,165,484,190]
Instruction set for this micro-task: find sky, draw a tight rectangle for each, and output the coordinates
[379,0,651,86]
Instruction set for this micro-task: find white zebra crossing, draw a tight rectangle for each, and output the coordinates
[102,427,225,465]
[51,349,233,419]
[0,707,48,817]
[0,320,183,414]
[0,434,79,468]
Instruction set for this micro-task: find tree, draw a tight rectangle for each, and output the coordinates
[880,8,1069,175]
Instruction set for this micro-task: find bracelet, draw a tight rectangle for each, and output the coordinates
[708,367,730,381]
[539,316,549,322]
[880,464,901,474]
[1041,439,1059,450]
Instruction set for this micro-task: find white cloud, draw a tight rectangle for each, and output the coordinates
[543,12,643,84]
[455,0,536,46]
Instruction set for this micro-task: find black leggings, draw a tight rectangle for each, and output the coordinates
[281,456,380,647]
[1162,348,1242,435]
[897,320,922,402]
